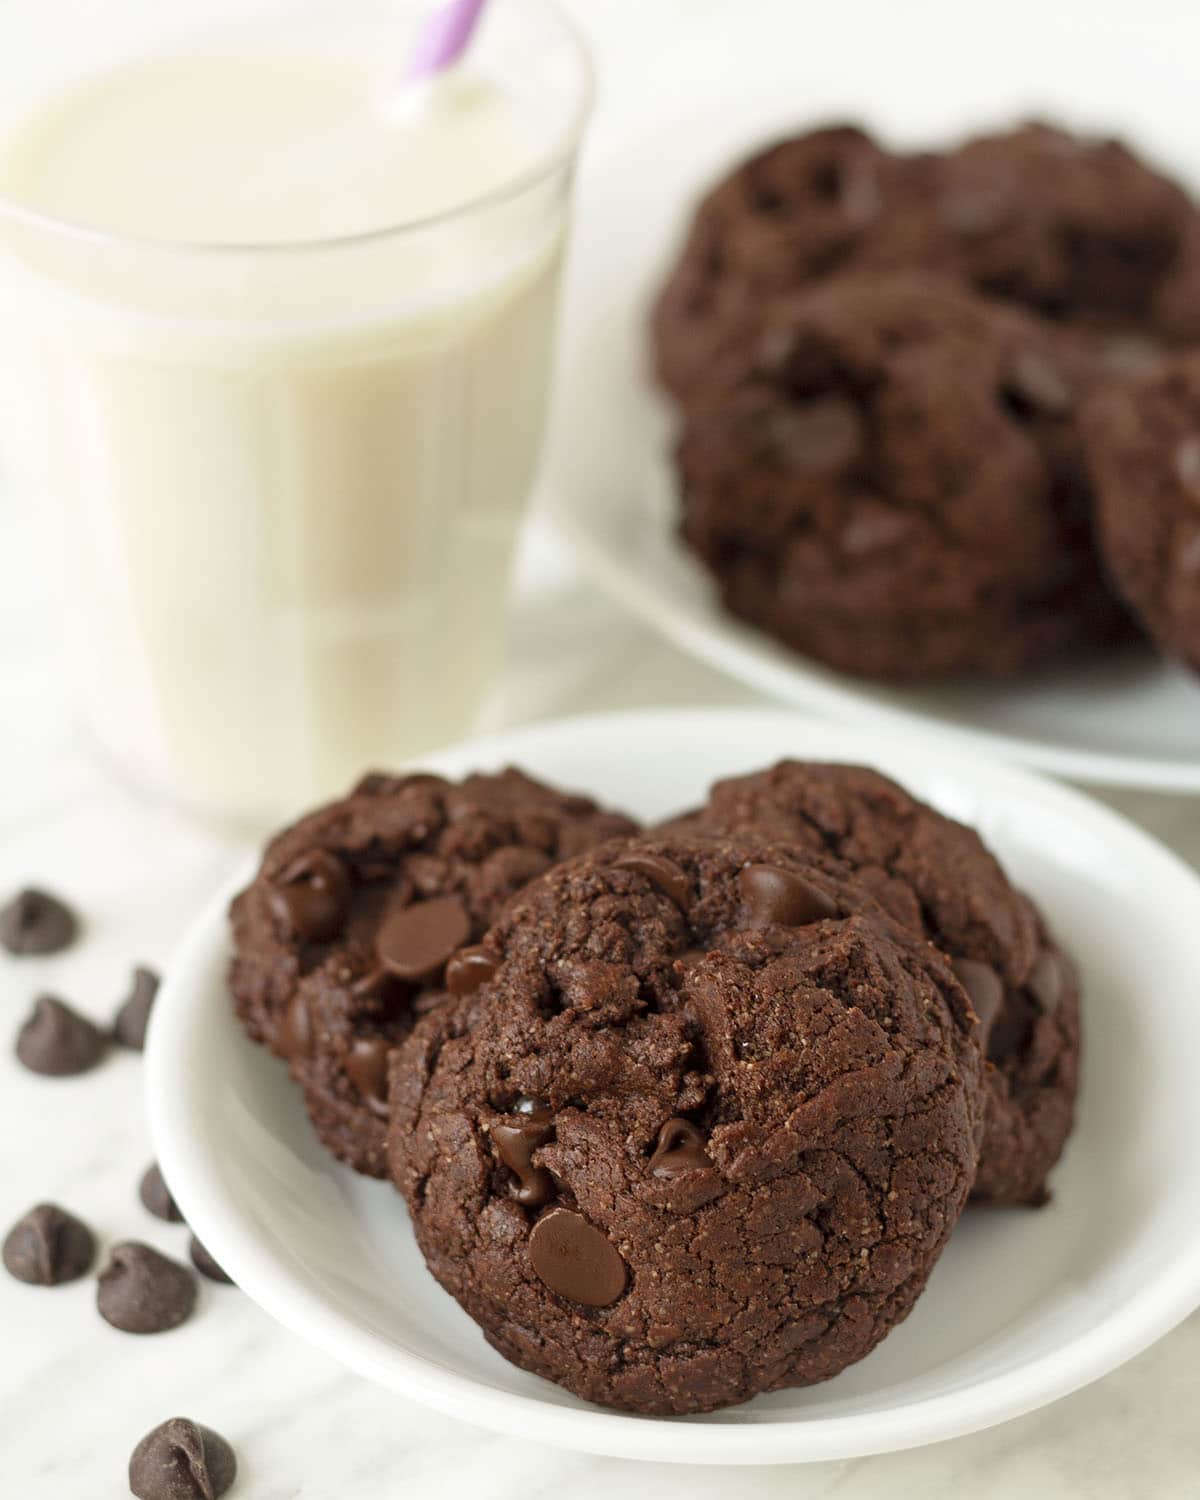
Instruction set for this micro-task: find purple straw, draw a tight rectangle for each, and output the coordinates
[405,0,491,82]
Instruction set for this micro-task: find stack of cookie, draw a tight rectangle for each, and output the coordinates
[652,122,1200,679]
[230,759,1079,1414]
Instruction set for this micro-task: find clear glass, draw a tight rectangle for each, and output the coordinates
[0,0,591,824]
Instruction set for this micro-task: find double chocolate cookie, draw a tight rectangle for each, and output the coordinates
[229,769,637,1176]
[661,761,1080,1206]
[388,833,983,1414]
[1083,352,1200,672]
[675,274,1130,680]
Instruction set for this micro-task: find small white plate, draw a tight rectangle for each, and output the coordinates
[147,707,1200,1465]
[544,5,1200,791]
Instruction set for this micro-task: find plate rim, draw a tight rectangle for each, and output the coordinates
[147,706,1200,1465]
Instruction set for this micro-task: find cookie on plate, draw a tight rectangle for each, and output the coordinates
[1083,352,1200,672]
[388,833,983,1414]
[675,273,1132,681]
[228,769,638,1177]
[660,761,1080,1206]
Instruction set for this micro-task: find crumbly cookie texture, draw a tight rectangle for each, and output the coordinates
[228,769,637,1176]
[388,833,983,1415]
[661,761,1080,1206]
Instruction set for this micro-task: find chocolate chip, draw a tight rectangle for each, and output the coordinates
[445,945,498,998]
[189,1237,233,1285]
[113,967,160,1051]
[129,1417,236,1500]
[939,184,1013,237]
[376,894,471,983]
[1003,350,1074,418]
[492,1106,555,1207]
[345,1036,390,1116]
[738,865,838,927]
[951,957,1005,1040]
[1174,436,1200,501]
[649,1119,712,1177]
[1028,949,1064,1014]
[3,1203,95,1285]
[140,1163,183,1223]
[613,851,692,910]
[97,1242,197,1334]
[528,1208,628,1307]
[278,993,312,1060]
[840,505,915,557]
[15,995,106,1076]
[268,849,350,943]
[669,948,707,987]
[0,887,77,955]
[769,395,865,471]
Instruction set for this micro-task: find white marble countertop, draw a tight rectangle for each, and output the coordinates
[5,3,1200,1495]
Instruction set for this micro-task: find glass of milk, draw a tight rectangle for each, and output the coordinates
[0,0,590,823]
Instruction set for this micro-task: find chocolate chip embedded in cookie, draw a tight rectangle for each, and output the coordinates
[659,760,1081,1207]
[387,833,983,1415]
[229,768,638,1177]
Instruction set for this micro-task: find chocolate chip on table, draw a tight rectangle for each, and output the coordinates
[15,995,107,1076]
[444,945,498,998]
[139,1163,183,1224]
[0,887,78,955]
[97,1242,197,1334]
[528,1207,628,1308]
[189,1237,233,1286]
[344,1037,390,1116]
[129,1417,237,1500]
[648,1119,711,1177]
[951,957,1005,1039]
[3,1203,95,1286]
[738,864,838,927]
[113,967,161,1051]
[268,849,350,943]
[612,851,692,910]
[376,894,471,982]
[491,1104,555,1207]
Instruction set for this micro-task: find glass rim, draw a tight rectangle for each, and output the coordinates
[0,0,593,258]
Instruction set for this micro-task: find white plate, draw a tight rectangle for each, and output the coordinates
[147,707,1200,1465]
[544,2,1200,791]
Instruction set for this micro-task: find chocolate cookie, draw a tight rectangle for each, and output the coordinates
[1082,352,1200,672]
[229,769,637,1176]
[675,273,1132,680]
[387,834,983,1414]
[661,761,1080,1206]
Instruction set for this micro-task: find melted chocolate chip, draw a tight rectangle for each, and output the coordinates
[613,851,692,910]
[189,1237,233,1285]
[3,1203,95,1285]
[738,865,838,927]
[15,995,107,1076]
[128,1418,237,1500]
[113,967,160,1051]
[1175,435,1200,501]
[649,1119,712,1177]
[0,887,77,955]
[376,894,471,983]
[97,1242,197,1334]
[345,1036,390,1116]
[140,1163,183,1223]
[445,945,498,997]
[951,957,1005,1040]
[268,849,350,943]
[528,1208,628,1307]
[1004,350,1073,417]
[492,1107,555,1207]
[1028,949,1064,1014]
[278,993,313,1060]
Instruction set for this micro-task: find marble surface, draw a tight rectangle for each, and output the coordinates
[5,2,1200,1495]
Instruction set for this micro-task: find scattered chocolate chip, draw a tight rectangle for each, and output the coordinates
[3,1203,95,1285]
[1003,350,1073,417]
[492,1107,555,1207]
[0,887,78,955]
[376,894,471,983]
[445,945,498,998]
[189,1237,233,1285]
[345,1036,390,1117]
[113,967,160,1051]
[613,851,692,910]
[129,1417,236,1500]
[97,1242,197,1334]
[1027,949,1063,1014]
[278,993,312,1060]
[951,957,1005,1040]
[1175,436,1200,501]
[268,849,350,943]
[15,995,106,1076]
[528,1208,628,1308]
[140,1163,183,1224]
[768,395,866,471]
[649,1119,712,1177]
[738,865,838,928]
